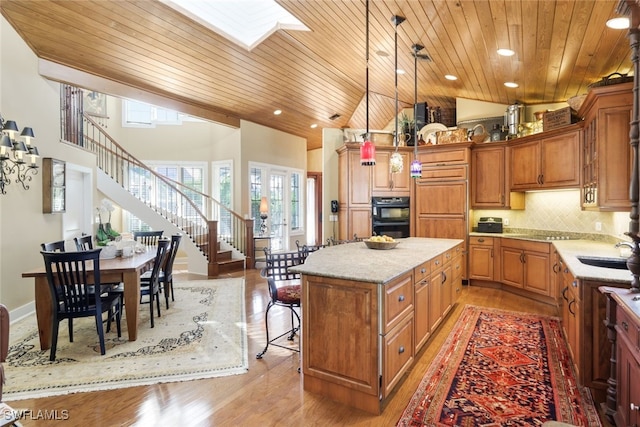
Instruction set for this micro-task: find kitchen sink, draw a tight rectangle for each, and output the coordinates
[577,256,628,270]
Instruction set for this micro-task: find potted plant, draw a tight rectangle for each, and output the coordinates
[398,112,416,146]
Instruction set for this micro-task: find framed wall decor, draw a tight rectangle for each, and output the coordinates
[42,158,66,213]
[82,90,108,118]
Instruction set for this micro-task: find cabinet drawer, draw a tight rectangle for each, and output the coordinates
[617,305,640,352]
[469,236,494,246]
[421,165,467,181]
[417,147,469,166]
[430,254,444,271]
[384,273,413,332]
[414,261,431,283]
[383,312,414,398]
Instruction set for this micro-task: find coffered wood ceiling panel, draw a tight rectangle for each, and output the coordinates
[0,0,632,151]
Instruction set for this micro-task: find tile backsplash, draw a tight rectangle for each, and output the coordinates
[471,189,631,239]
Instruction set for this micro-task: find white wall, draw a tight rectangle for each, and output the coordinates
[1,16,96,313]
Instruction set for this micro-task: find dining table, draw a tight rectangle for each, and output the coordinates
[22,248,158,351]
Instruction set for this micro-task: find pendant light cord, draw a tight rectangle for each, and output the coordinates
[365,0,369,137]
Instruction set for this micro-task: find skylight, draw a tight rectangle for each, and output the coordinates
[162,0,309,51]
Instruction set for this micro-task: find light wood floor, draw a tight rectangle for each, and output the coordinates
[10,268,585,427]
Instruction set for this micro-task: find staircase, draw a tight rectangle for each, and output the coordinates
[60,86,253,275]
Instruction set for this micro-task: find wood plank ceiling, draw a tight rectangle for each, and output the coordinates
[0,0,632,151]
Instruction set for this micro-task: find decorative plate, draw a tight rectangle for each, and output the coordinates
[418,123,447,145]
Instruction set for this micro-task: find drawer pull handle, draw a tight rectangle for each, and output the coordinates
[631,403,639,411]
[435,260,440,265]
[398,346,405,354]
[478,238,485,242]
[562,286,569,301]
[398,295,405,302]
[569,300,576,316]
[572,280,578,288]
[622,321,629,331]
[421,268,426,274]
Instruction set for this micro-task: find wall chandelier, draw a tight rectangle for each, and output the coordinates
[0,115,40,194]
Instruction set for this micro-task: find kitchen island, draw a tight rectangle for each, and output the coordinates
[290,237,464,414]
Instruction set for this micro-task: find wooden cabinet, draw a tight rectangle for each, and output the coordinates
[470,143,524,209]
[337,144,412,240]
[560,264,581,377]
[413,260,431,352]
[499,239,551,296]
[301,242,459,415]
[614,299,640,427]
[415,144,469,279]
[601,287,640,425]
[468,236,495,281]
[509,125,581,191]
[373,150,411,196]
[579,82,633,211]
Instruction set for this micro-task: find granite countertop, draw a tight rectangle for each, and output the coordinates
[469,230,633,284]
[290,237,463,284]
[551,240,633,284]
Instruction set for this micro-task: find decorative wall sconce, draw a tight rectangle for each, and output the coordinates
[259,196,269,236]
[0,115,39,194]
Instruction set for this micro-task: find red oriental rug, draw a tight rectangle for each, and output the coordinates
[397,305,602,426]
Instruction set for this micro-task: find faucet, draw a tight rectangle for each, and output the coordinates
[615,241,635,250]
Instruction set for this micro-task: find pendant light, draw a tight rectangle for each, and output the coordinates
[360,0,375,166]
[390,15,406,174]
[410,44,425,178]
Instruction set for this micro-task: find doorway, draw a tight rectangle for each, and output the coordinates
[307,172,322,246]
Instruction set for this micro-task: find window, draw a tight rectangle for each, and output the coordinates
[122,100,183,127]
[125,162,206,232]
[212,161,233,238]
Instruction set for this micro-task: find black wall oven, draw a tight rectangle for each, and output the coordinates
[371,197,410,238]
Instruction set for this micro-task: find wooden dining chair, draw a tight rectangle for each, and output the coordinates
[40,248,123,361]
[40,240,66,252]
[139,238,170,328]
[141,233,182,309]
[133,230,164,246]
[256,249,305,360]
[74,234,93,251]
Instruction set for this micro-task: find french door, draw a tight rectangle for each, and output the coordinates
[269,171,287,251]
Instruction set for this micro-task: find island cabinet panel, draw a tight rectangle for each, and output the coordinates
[297,238,461,414]
[383,272,413,332]
[414,277,430,352]
[383,312,414,397]
[302,275,380,413]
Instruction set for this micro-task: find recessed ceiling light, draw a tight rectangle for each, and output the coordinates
[396,69,406,75]
[606,17,630,29]
[273,109,282,115]
[376,50,390,57]
[497,48,515,57]
[504,82,519,88]
[310,124,318,129]
[444,74,458,81]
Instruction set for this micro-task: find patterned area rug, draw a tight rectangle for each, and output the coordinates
[397,305,602,426]
[4,278,248,401]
